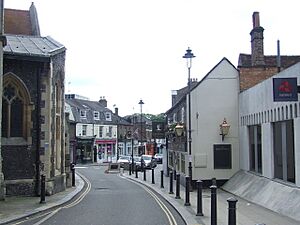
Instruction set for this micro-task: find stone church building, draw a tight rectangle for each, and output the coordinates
[1,3,68,197]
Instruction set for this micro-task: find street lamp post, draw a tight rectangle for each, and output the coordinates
[138,99,144,155]
[183,48,195,190]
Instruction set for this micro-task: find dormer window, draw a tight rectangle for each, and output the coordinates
[80,110,86,118]
[105,112,112,121]
[94,111,100,120]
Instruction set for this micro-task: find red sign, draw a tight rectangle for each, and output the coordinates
[95,139,116,144]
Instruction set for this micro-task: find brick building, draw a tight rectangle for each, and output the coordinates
[238,12,300,91]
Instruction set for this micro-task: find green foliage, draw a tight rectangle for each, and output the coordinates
[147,113,165,122]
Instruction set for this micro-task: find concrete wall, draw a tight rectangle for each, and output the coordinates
[190,58,240,181]
[239,62,300,187]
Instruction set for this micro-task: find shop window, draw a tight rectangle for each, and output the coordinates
[82,125,87,136]
[249,125,262,174]
[273,120,295,183]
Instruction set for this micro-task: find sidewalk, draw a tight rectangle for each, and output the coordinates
[0,174,84,225]
[122,165,300,225]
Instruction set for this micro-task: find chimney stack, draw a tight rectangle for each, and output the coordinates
[99,96,107,107]
[114,107,119,116]
[171,90,177,106]
[250,12,265,66]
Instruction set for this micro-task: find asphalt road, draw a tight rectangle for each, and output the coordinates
[17,165,186,225]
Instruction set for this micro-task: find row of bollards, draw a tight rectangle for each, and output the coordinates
[131,167,240,225]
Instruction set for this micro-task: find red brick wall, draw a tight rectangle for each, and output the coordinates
[239,67,278,91]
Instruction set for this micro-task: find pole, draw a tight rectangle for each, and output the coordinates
[210,185,217,225]
[71,163,75,187]
[184,176,190,206]
[196,180,203,216]
[187,67,192,191]
[227,197,238,225]
[175,173,180,199]
[131,138,134,172]
[135,165,138,178]
[143,167,146,181]
[169,170,174,194]
[160,170,164,188]
[151,168,155,184]
[0,0,6,200]
[40,175,46,203]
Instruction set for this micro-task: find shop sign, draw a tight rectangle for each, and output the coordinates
[273,78,298,102]
[152,121,166,139]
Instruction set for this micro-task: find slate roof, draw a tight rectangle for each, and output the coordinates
[238,54,300,68]
[4,35,65,61]
[66,98,131,126]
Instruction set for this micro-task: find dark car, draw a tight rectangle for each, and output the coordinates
[154,153,163,164]
[141,155,157,169]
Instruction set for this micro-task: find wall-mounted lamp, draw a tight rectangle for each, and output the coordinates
[175,123,184,137]
[220,118,230,141]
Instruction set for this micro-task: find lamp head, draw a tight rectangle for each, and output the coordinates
[220,118,230,141]
[175,123,184,137]
[183,47,196,59]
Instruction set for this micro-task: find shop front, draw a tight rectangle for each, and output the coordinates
[95,139,117,162]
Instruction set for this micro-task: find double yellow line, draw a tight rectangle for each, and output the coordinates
[13,172,91,225]
[127,178,178,225]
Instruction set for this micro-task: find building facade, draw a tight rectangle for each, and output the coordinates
[1,3,67,196]
[239,63,300,187]
[166,59,240,187]
[65,95,133,163]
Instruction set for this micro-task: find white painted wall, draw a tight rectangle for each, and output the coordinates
[190,58,240,180]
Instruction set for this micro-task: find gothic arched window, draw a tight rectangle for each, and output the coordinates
[2,74,31,138]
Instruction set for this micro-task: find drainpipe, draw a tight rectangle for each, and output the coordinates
[35,63,43,196]
[0,0,6,200]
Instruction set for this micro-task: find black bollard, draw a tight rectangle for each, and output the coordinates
[227,197,238,225]
[71,163,75,187]
[212,177,217,186]
[151,168,155,184]
[143,168,146,181]
[129,164,132,175]
[160,170,164,188]
[174,170,176,180]
[210,185,217,225]
[169,170,174,194]
[184,176,191,206]
[175,173,180,199]
[135,165,138,178]
[196,180,204,216]
[40,174,46,204]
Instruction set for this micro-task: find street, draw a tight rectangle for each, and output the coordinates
[13,165,185,225]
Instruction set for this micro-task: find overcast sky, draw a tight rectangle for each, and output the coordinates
[5,0,300,116]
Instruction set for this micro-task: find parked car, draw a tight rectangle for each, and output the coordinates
[117,155,132,168]
[141,155,157,169]
[132,156,142,171]
[154,153,163,164]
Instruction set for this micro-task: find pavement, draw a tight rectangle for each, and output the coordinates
[0,163,299,225]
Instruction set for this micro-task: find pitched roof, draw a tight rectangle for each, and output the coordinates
[4,3,40,36]
[166,57,236,114]
[4,35,65,61]
[238,53,300,68]
[66,98,131,126]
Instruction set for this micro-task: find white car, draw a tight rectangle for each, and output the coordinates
[117,155,132,168]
